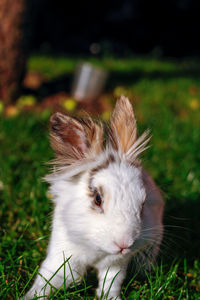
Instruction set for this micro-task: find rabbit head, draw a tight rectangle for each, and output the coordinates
[46,96,150,256]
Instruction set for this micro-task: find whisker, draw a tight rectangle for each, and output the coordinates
[165,214,189,221]
[141,224,188,233]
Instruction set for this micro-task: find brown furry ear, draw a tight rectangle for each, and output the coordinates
[50,112,104,163]
[109,96,137,153]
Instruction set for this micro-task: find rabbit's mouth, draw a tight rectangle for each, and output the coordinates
[116,248,131,255]
[112,241,133,256]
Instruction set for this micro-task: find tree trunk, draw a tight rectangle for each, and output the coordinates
[0,0,26,103]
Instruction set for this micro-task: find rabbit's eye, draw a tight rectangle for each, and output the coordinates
[94,193,102,207]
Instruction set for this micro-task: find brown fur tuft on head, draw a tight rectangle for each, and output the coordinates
[49,96,150,171]
[50,112,104,165]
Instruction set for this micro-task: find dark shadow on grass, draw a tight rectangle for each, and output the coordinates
[107,68,200,90]
[22,74,72,99]
[22,66,200,99]
[161,197,200,266]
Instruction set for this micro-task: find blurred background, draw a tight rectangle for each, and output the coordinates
[1,0,200,107]
[26,0,200,57]
[0,0,200,298]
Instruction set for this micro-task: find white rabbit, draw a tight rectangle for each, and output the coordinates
[23,96,164,299]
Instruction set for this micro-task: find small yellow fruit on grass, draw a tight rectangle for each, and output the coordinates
[189,99,199,110]
[101,111,111,121]
[62,98,77,112]
[17,95,36,109]
[0,101,4,114]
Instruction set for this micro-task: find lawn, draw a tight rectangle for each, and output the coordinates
[0,55,200,299]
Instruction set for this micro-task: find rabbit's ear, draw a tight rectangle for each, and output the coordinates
[50,112,103,162]
[110,96,137,153]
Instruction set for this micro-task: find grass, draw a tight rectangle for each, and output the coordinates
[0,54,200,299]
[28,55,200,79]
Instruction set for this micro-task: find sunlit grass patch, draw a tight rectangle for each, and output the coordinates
[1,55,200,299]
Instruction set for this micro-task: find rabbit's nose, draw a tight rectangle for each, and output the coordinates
[114,241,133,254]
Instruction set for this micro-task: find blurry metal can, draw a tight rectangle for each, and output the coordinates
[71,62,108,102]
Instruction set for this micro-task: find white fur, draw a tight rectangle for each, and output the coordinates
[23,99,164,299]
[23,152,164,299]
